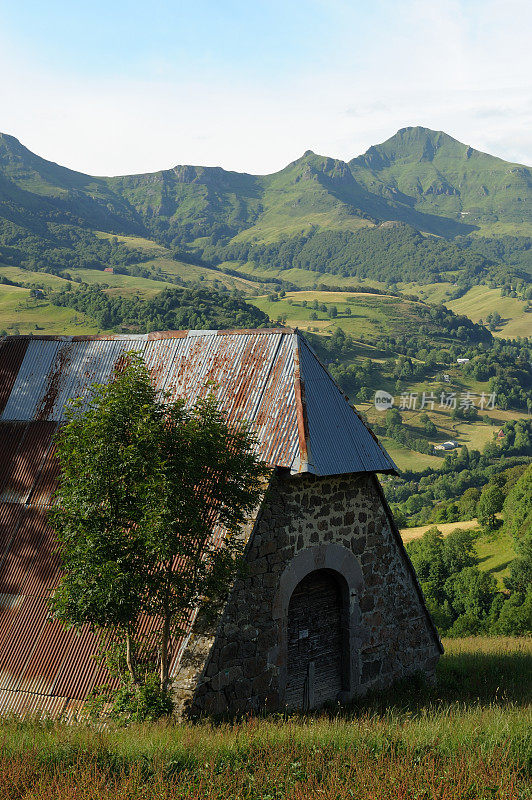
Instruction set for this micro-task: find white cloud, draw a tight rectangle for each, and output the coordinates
[0,0,530,174]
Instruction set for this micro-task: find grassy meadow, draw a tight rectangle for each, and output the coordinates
[473,528,518,589]
[67,268,174,298]
[0,284,101,335]
[247,290,428,341]
[401,518,481,542]
[405,283,531,339]
[94,231,258,292]
[225,261,390,290]
[0,638,530,799]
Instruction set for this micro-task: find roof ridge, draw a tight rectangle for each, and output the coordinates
[0,327,295,343]
[292,332,314,473]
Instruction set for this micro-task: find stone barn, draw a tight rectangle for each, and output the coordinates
[0,329,441,717]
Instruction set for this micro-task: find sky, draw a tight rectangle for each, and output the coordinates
[1,0,531,176]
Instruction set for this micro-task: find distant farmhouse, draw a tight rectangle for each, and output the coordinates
[434,440,459,452]
[0,330,441,717]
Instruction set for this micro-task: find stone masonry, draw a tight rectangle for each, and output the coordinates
[173,470,441,716]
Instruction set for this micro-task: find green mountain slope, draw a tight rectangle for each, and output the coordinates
[108,165,263,240]
[0,127,530,288]
[350,127,532,235]
[0,133,140,232]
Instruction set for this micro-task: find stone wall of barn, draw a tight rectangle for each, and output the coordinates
[173,471,441,716]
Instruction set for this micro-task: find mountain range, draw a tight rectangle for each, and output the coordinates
[0,126,530,285]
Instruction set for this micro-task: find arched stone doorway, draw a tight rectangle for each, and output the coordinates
[285,569,346,709]
[271,543,365,710]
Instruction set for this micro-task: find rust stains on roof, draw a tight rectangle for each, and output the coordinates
[0,329,396,475]
[292,336,312,473]
[35,344,75,422]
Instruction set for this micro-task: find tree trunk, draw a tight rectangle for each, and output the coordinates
[160,610,171,691]
[160,560,173,691]
[125,627,138,685]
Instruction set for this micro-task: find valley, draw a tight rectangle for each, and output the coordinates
[0,124,530,531]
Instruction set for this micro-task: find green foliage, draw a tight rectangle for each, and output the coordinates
[445,567,497,620]
[111,673,174,723]
[50,358,166,636]
[406,526,530,636]
[501,467,532,630]
[211,224,530,287]
[49,284,270,332]
[50,354,268,699]
[502,463,532,540]
[494,590,532,636]
[406,527,476,604]
[476,485,504,528]
[87,674,174,724]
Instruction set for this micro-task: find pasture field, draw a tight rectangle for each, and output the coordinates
[248,287,530,346]
[229,210,375,245]
[447,286,531,339]
[244,279,530,341]
[139,257,256,292]
[400,518,481,542]
[0,285,101,335]
[376,436,442,471]
[94,231,170,255]
[474,528,518,588]
[0,265,71,290]
[94,231,259,292]
[228,261,388,290]
[0,638,530,799]
[400,283,531,339]
[401,281,455,304]
[359,369,530,472]
[247,290,427,341]
[68,268,174,298]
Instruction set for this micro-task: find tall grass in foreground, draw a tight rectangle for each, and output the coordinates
[0,637,530,799]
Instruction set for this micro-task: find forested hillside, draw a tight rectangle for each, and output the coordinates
[49,285,270,332]
[1,128,530,293]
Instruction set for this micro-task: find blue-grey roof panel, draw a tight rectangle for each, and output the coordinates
[298,336,397,476]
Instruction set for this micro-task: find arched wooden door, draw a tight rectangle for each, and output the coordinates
[285,569,345,710]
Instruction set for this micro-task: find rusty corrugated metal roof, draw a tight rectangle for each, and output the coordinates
[1,329,396,475]
[0,328,396,716]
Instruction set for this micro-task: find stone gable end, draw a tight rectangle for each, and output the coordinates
[174,471,441,716]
